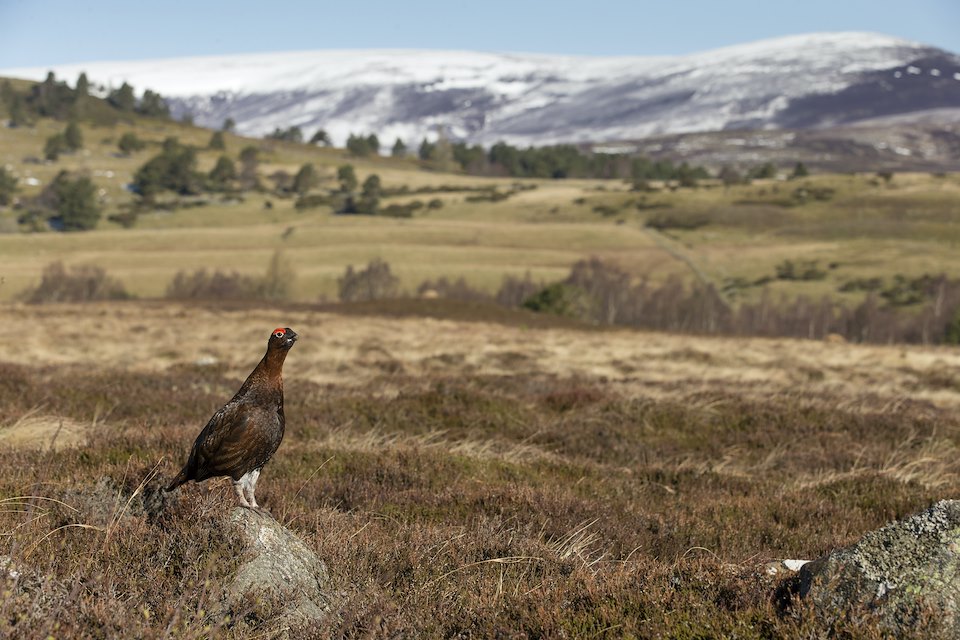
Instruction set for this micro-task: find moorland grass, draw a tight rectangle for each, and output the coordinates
[0,347,956,637]
[3,116,960,310]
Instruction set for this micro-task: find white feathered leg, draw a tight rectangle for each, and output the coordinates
[232,477,253,509]
[243,468,261,508]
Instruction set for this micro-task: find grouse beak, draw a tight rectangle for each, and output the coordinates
[284,331,298,347]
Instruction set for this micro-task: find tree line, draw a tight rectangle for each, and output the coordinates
[2,71,171,128]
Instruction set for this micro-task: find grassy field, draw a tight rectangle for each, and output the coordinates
[2,113,960,307]
[1,301,959,637]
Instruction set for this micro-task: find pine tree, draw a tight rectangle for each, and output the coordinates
[63,122,83,151]
[748,162,777,180]
[391,138,407,157]
[75,72,89,98]
[426,127,455,172]
[0,167,18,206]
[138,90,170,118]
[2,81,29,127]
[267,126,302,142]
[292,163,318,195]
[7,96,28,127]
[36,71,58,116]
[366,134,380,156]
[132,141,200,197]
[108,82,136,112]
[791,162,809,179]
[337,165,357,192]
[418,138,435,161]
[358,174,381,214]
[222,117,236,133]
[44,134,67,161]
[676,162,698,188]
[45,171,101,231]
[72,72,90,118]
[208,155,237,190]
[718,165,742,187]
[208,131,226,150]
[346,134,371,157]
[238,146,260,190]
[309,129,330,146]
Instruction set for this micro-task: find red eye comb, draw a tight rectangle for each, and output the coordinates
[273,328,286,335]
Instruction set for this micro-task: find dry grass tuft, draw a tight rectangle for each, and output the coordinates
[0,408,88,449]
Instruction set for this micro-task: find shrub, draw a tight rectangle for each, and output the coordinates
[132,140,200,197]
[791,186,835,204]
[165,269,261,300]
[416,276,488,302]
[295,194,331,210]
[775,260,827,281]
[523,282,591,319]
[839,277,884,293]
[465,190,510,203]
[338,258,400,302]
[379,201,423,218]
[44,134,67,161]
[592,204,620,217]
[495,272,543,308]
[117,132,146,155]
[258,250,295,301]
[881,274,939,307]
[644,211,709,231]
[23,262,130,303]
[166,251,296,301]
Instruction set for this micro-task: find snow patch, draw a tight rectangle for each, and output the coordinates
[0,31,948,147]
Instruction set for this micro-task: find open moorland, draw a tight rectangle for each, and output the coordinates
[3,74,960,636]
[1,302,960,637]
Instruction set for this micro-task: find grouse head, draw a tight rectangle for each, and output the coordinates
[269,327,298,351]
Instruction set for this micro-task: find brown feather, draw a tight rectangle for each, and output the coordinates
[165,328,297,495]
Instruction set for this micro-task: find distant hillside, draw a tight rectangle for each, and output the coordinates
[3,32,959,157]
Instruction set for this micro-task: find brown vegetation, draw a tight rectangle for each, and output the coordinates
[0,302,958,636]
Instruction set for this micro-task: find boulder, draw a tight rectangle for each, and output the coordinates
[796,500,960,636]
[226,508,334,633]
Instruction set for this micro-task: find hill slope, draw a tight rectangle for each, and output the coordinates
[3,32,959,147]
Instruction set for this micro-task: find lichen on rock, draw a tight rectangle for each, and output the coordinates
[795,500,960,636]
[226,508,333,635]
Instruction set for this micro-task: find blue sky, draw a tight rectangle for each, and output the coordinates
[1,0,958,67]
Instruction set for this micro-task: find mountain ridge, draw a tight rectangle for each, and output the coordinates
[3,32,958,150]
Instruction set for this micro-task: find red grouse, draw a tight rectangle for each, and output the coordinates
[166,327,298,512]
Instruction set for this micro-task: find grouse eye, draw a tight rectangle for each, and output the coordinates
[274,331,285,339]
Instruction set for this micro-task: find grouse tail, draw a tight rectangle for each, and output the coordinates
[165,466,190,492]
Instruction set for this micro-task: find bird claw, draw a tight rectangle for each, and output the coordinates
[244,505,273,518]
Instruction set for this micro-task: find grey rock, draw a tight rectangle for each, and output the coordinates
[797,499,960,636]
[226,508,333,634]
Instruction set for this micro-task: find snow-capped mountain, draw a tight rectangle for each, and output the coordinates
[3,32,959,148]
